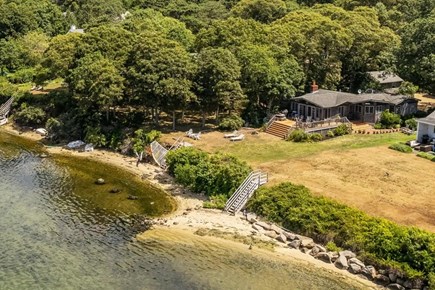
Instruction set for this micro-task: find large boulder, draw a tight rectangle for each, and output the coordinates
[374,274,390,286]
[313,244,326,253]
[387,284,405,290]
[256,221,271,231]
[288,240,301,249]
[339,250,356,259]
[282,231,296,241]
[298,236,315,248]
[252,224,263,231]
[361,265,377,280]
[276,233,287,243]
[264,230,278,239]
[330,252,339,263]
[334,254,349,270]
[348,263,362,274]
[388,273,397,283]
[348,257,365,268]
[315,252,332,263]
[270,224,282,234]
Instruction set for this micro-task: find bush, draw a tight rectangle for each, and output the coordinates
[405,118,417,130]
[380,110,401,129]
[287,129,310,142]
[218,115,244,131]
[389,143,412,153]
[248,183,435,281]
[203,194,227,209]
[333,124,351,136]
[84,126,107,147]
[309,133,323,142]
[14,103,46,126]
[417,152,435,161]
[166,147,251,197]
[374,123,383,129]
[7,68,36,84]
[326,130,334,138]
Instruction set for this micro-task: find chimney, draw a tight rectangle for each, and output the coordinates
[311,81,318,93]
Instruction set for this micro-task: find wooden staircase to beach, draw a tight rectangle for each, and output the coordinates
[224,170,268,215]
[265,121,292,139]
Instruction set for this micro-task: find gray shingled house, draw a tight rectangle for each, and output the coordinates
[368,71,404,90]
[289,86,418,123]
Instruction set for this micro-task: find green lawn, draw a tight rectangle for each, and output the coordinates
[215,133,415,164]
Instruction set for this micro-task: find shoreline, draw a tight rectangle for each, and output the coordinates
[1,124,380,289]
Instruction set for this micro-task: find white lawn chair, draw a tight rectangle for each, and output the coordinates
[185,129,193,137]
[230,134,245,142]
[191,132,201,140]
[224,130,239,138]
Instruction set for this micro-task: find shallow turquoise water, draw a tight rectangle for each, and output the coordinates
[0,131,366,290]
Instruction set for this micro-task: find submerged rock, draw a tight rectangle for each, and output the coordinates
[109,188,121,193]
[127,195,139,200]
[95,178,105,185]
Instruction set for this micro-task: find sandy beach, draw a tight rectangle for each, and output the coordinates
[1,124,380,289]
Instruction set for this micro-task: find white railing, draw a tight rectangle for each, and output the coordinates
[0,97,14,119]
[265,114,277,130]
[150,141,169,168]
[224,170,268,214]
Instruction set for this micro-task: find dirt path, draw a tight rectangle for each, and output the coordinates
[259,147,435,232]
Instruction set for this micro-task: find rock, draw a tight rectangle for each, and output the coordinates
[299,236,315,248]
[356,274,370,281]
[313,244,326,253]
[95,178,105,185]
[374,274,390,286]
[395,278,404,285]
[127,195,138,200]
[300,247,311,254]
[387,284,405,290]
[173,221,179,225]
[310,246,320,256]
[264,230,278,239]
[247,214,257,223]
[282,231,296,241]
[270,224,282,234]
[388,273,397,283]
[288,240,301,249]
[348,257,365,268]
[255,221,271,231]
[334,254,349,270]
[339,250,356,259]
[402,280,413,289]
[330,252,339,263]
[361,266,376,280]
[39,153,49,158]
[276,233,287,243]
[35,128,48,136]
[348,263,362,274]
[109,188,121,193]
[252,224,263,231]
[315,252,332,263]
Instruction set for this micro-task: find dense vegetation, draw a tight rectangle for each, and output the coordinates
[0,0,433,145]
[388,142,413,153]
[249,183,435,282]
[165,147,251,208]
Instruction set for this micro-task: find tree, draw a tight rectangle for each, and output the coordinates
[399,81,419,97]
[194,47,245,127]
[231,0,288,23]
[397,16,435,94]
[125,34,195,129]
[66,53,124,122]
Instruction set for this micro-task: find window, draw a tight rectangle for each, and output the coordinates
[376,105,383,112]
[356,105,362,113]
[365,106,374,114]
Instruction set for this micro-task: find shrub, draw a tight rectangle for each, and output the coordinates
[374,123,383,129]
[166,147,251,197]
[429,272,435,290]
[203,194,227,209]
[326,130,334,138]
[84,126,107,147]
[218,115,244,131]
[389,143,412,153]
[325,241,342,252]
[309,133,323,142]
[14,103,46,126]
[417,152,435,161]
[7,68,36,84]
[287,129,310,142]
[380,110,401,129]
[405,118,417,130]
[248,183,435,281]
[333,124,351,136]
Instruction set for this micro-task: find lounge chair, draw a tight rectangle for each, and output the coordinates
[230,134,245,142]
[189,132,201,140]
[185,129,193,137]
[224,130,239,138]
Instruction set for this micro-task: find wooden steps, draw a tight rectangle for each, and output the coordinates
[265,121,292,139]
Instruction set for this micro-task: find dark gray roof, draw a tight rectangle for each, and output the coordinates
[294,89,414,108]
[368,71,403,84]
[417,111,435,126]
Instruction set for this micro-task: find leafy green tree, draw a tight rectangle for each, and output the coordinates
[194,47,245,126]
[231,0,288,23]
[73,0,125,27]
[125,34,195,129]
[67,53,124,122]
[399,81,419,97]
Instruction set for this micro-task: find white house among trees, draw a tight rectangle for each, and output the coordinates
[416,111,435,143]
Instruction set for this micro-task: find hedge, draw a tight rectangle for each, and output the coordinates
[389,143,413,153]
[248,183,435,281]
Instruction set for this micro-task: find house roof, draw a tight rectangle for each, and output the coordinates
[294,89,414,108]
[368,71,404,84]
[417,111,435,126]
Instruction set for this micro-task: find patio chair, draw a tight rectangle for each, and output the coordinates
[185,129,193,137]
[230,134,245,142]
[224,130,239,138]
[190,132,201,140]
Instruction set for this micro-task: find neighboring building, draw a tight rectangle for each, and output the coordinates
[68,25,84,34]
[290,84,418,123]
[368,71,404,91]
[416,111,435,143]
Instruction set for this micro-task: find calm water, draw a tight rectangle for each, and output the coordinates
[0,131,366,290]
